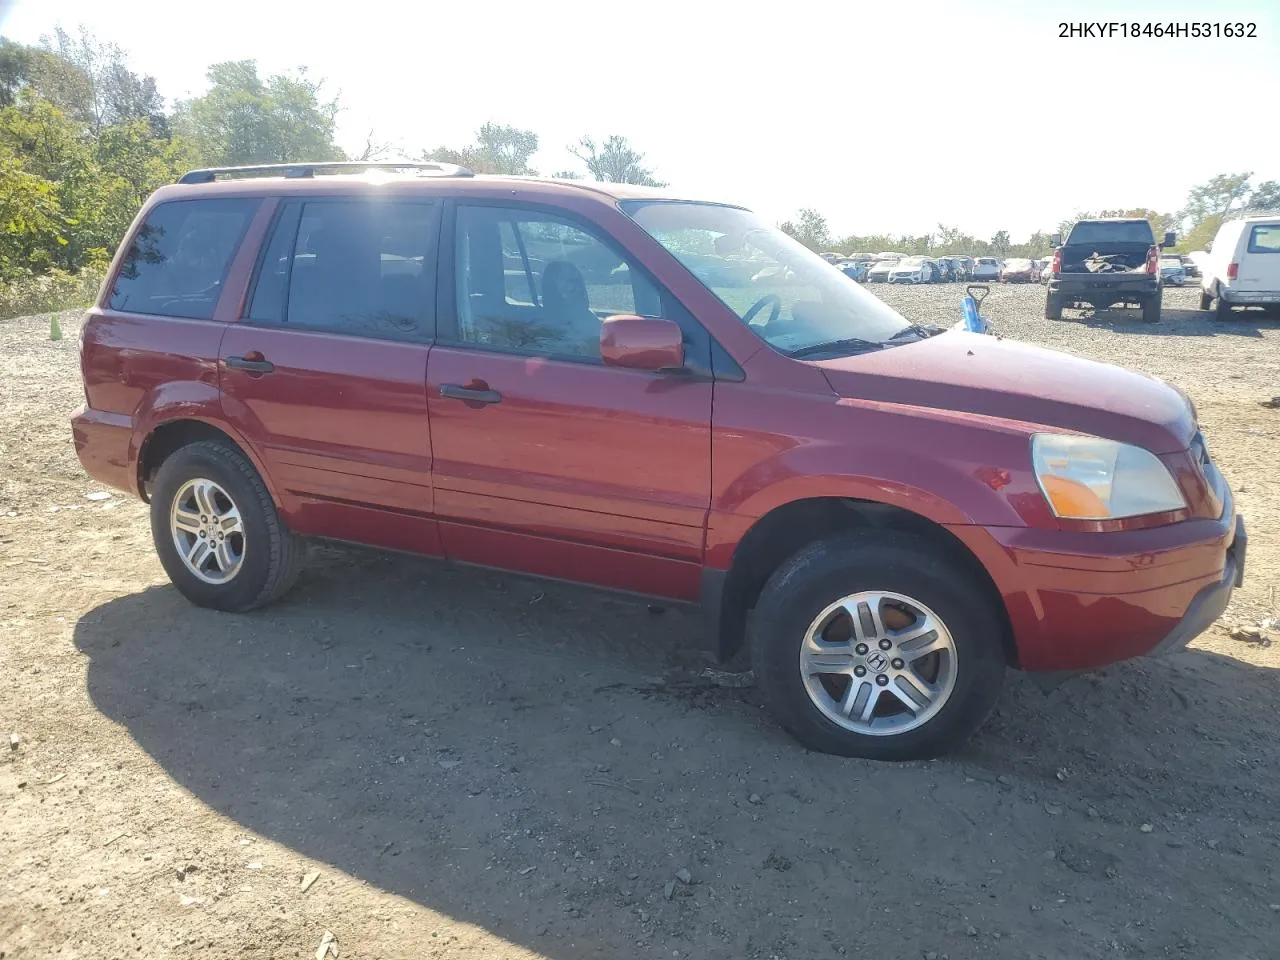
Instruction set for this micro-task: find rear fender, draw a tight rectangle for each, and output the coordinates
[131,381,283,507]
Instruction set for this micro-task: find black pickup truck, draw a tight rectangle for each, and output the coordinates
[1044,218,1176,322]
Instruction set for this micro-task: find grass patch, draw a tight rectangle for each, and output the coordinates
[0,267,106,321]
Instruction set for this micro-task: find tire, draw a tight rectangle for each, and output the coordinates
[1198,290,1212,311]
[749,531,1006,761]
[1141,296,1161,323]
[150,440,306,612]
[1044,294,1063,320]
[1214,296,1232,321]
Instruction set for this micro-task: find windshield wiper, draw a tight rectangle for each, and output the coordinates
[789,337,883,359]
[887,323,945,341]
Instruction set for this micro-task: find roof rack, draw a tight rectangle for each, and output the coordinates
[177,161,475,184]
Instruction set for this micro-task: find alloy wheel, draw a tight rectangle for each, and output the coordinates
[798,591,958,736]
[170,478,246,584]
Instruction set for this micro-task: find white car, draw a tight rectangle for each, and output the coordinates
[888,256,930,284]
[970,257,1001,281]
[1199,217,1280,319]
[866,259,898,283]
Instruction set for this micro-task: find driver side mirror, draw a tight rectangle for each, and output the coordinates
[1161,231,1177,248]
[600,315,684,372]
[1050,233,1062,247]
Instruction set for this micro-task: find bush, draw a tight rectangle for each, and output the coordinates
[0,265,105,320]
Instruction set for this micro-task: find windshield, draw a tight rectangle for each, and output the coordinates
[622,201,911,355]
[896,257,924,268]
[1066,221,1155,245]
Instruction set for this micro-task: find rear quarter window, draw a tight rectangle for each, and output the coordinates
[1247,224,1280,254]
[109,198,258,319]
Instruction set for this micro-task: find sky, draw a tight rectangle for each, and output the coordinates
[2,0,1277,242]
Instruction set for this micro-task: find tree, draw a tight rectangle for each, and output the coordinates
[779,208,831,251]
[1247,180,1280,212]
[173,61,344,166]
[0,148,66,279]
[1181,172,1253,225]
[568,135,665,186]
[38,27,167,136]
[422,122,538,174]
[990,230,1011,255]
[549,169,582,180]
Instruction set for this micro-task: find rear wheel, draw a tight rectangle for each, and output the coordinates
[1214,296,1233,321]
[1044,294,1063,320]
[1198,290,1213,311]
[150,440,306,611]
[750,532,1006,761]
[1141,296,1161,323]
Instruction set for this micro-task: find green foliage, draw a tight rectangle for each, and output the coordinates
[0,148,66,278]
[172,61,343,166]
[0,32,345,316]
[0,264,105,320]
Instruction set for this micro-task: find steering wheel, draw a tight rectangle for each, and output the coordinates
[741,293,782,327]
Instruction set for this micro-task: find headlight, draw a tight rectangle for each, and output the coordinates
[1031,434,1186,520]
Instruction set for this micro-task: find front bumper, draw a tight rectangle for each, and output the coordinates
[947,492,1243,672]
[1148,515,1246,655]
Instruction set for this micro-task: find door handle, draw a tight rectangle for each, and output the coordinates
[225,355,275,374]
[439,383,502,405]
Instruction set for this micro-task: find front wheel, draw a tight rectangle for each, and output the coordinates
[1198,290,1213,311]
[150,440,306,611]
[1141,296,1161,323]
[750,532,1006,760]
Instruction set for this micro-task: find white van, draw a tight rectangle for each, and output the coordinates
[1199,216,1280,319]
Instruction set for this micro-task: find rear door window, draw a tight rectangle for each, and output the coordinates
[247,199,439,341]
[109,198,259,319]
[1246,224,1280,254]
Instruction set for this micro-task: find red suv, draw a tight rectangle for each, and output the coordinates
[72,162,1246,760]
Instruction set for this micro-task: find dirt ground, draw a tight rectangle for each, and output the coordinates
[2,284,1279,960]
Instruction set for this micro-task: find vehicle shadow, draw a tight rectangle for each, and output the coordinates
[1073,305,1280,337]
[72,546,1280,959]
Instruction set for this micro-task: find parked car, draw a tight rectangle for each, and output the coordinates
[931,257,954,283]
[73,159,1245,762]
[951,256,973,281]
[1037,258,1054,283]
[1045,218,1173,323]
[866,259,897,283]
[1183,251,1208,280]
[1198,216,1280,319]
[836,259,870,282]
[970,257,1001,281]
[888,256,931,284]
[1180,255,1201,280]
[1000,258,1040,283]
[1159,256,1187,286]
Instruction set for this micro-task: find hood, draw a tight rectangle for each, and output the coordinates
[891,262,921,273]
[816,331,1194,453]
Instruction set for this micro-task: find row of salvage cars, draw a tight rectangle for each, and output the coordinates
[824,252,1204,287]
[821,253,993,284]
